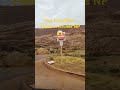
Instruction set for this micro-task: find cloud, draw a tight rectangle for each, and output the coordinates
[35,0,85,28]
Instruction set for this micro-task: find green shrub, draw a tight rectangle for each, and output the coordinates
[35,48,49,55]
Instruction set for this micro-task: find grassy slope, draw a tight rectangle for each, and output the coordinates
[48,50,85,74]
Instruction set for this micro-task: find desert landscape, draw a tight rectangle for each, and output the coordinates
[0,5,34,90]
[35,26,85,73]
[86,1,120,90]
[35,26,85,90]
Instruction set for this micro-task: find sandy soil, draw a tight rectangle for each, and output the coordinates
[35,58,85,90]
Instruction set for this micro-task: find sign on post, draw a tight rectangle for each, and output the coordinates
[57,30,66,56]
[59,41,63,46]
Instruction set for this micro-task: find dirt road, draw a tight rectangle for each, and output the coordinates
[35,55,48,61]
[35,55,85,90]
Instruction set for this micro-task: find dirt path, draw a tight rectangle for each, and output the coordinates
[35,55,85,90]
[35,55,48,61]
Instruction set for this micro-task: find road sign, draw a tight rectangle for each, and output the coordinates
[59,41,63,46]
[57,30,66,56]
[57,30,66,41]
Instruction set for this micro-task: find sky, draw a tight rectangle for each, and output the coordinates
[0,0,85,28]
[35,0,85,28]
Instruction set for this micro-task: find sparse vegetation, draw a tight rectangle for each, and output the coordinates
[35,27,85,74]
[64,50,85,58]
[48,51,85,74]
[35,48,49,55]
[35,27,85,53]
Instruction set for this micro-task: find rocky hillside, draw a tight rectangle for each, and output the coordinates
[35,26,85,53]
[0,21,34,67]
[0,5,34,25]
[86,0,120,56]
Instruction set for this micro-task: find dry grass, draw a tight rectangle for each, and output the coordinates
[49,55,85,74]
[35,48,49,55]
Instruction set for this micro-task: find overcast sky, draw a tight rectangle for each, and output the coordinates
[35,0,85,28]
[0,0,85,28]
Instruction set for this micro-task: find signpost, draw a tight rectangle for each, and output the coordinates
[57,30,66,56]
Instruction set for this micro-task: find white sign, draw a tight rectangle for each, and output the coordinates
[59,41,63,46]
[57,30,66,56]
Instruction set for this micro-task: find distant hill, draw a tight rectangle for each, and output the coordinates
[35,26,85,51]
[35,25,85,36]
[0,21,34,52]
[0,5,34,25]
